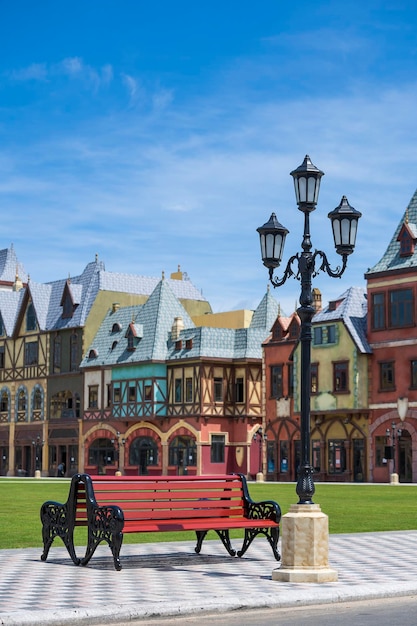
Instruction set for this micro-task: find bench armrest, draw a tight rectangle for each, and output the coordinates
[246,499,281,523]
[88,504,124,534]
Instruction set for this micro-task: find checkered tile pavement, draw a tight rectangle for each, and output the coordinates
[1,531,417,625]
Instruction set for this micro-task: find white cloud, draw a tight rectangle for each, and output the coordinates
[121,73,140,103]
[9,63,48,81]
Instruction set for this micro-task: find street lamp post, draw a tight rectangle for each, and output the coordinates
[253,427,267,478]
[386,422,402,480]
[257,155,361,582]
[111,431,126,474]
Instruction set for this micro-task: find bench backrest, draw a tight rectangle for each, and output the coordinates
[71,474,248,525]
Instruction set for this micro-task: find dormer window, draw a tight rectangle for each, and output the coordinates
[397,223,416,257]
[88,348,98,359]
[186,338,193,350]
[175,340,182,350]
[26,303,37,331]
[272,325,282,340]
[111,322,122,333]
[125,322,143,351]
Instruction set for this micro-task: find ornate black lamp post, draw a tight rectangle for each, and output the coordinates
[111,431,126,472]
[32,435,44,474]
[386,422,402,475]
[253,427,267,474]
[257,155,361,504]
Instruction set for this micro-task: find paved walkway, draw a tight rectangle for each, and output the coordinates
[1,530,417,625]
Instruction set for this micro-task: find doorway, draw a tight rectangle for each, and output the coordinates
[398,430,412,482]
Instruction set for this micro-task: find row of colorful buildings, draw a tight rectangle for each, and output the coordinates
[1,189,417,482]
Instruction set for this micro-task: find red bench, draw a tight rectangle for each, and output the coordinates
[40,473,281,570]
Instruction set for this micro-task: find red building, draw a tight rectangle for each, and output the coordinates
[365,191,417,482]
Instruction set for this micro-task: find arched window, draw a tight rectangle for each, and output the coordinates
[16,387,28,422]
[0,388,9,419]
[169,436,196,471]
[32,386,43,420]
[129,437,158,475]
[88,438,116,473]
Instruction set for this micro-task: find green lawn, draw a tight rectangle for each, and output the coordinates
[1,478,416,550]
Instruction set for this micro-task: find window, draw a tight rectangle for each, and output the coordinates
[88,438,116,470]
[17,389,27,411]
[70,333,78,372]
[313,325,336,345]
[287,363,294,397]
[144,384,152,401]
[174,378,182,403]
[106,384,111,407]
[53,335,61,373]
[380,361,395,391]
[88,385,98,408]
[311,363,319,394]
[214,377,223,402]
[185,377,193,403]
[169,436,196,467]
[33,388,42,410]
[235,377,244,403]
[267,441,276,473]
[0,390,8,412]
[129,437,158,472]
[25,341,38,366]
[312,440,321,472]
[333,361,348,392]
[0,345,4,369]
[389,288,413,328]
[128,384,136,402]
[26,303,37,331]
[113,386,121,404]
[328,440,346,474]
[372,293,385,330]
[279,441,289,473]
[271,365,283,398]
[211,434,225,463]
[375,435,387,467]
[411,360,417,389]
[0,314,4,336]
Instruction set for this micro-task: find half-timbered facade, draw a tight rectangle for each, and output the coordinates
[80,279,279,477]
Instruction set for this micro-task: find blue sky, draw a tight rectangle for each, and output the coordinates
[1,1,417,314]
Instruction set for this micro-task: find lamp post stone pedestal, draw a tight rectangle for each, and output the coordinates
[272,504,338,582]
[257,155,361,584]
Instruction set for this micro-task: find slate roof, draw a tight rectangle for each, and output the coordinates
[312,286,371,354]
[98,271,206,302]
[249,286,280,331]
[0,245,28,285]
[82,280,279,368]
[80,279,196,367]
[0,290,25,335]
[0,247,210,338]
[366,188,417,276]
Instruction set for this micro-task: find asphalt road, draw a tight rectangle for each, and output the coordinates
[104,595,417,626]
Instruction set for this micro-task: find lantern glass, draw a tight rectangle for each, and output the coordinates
[257,213,289,269]
[328,196,362,255]
[290,155,324,210]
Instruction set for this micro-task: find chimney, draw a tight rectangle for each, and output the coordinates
[171,316,184,341]
[312,288,322,312]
